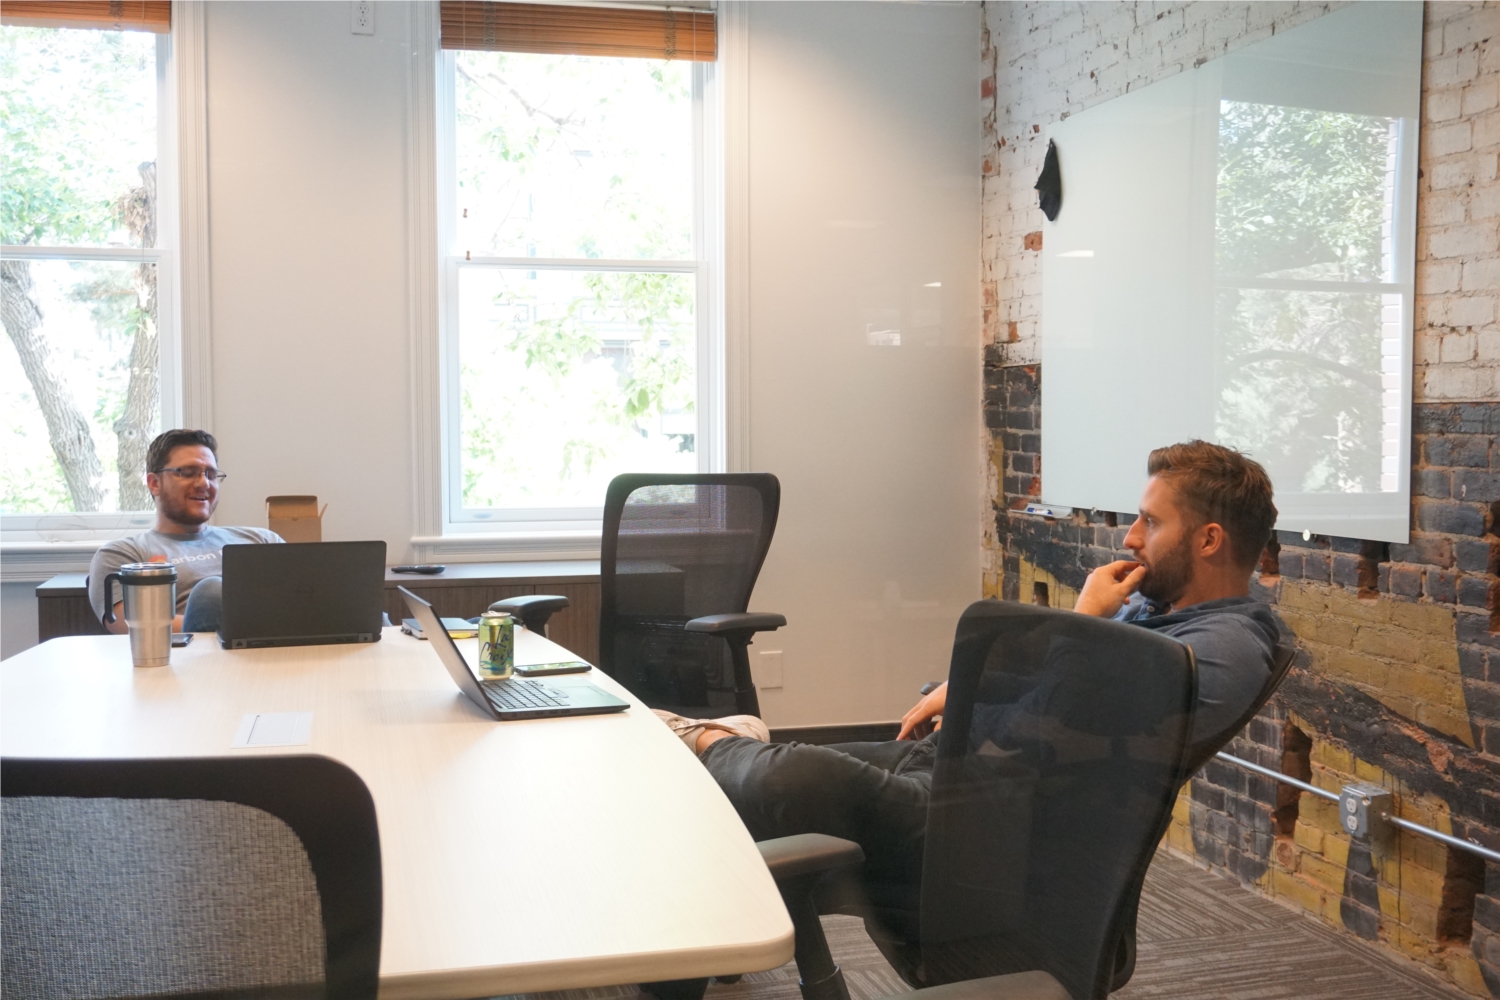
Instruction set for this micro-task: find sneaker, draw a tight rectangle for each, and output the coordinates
[652,709,770,752]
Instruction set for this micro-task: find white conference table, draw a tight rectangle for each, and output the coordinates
[1,628,794,1000]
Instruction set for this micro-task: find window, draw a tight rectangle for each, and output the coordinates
[1,1,177,533]
[437,1,719,533]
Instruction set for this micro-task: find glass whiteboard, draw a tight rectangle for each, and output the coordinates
[1041,1,1422,543]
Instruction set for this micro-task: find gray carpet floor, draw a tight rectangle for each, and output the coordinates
[491,850,1471,1000]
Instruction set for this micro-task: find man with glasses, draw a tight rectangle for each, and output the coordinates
[89,429,283,634]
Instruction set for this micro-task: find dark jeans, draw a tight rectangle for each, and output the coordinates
[181,576,223,632]
[699,734,938,888]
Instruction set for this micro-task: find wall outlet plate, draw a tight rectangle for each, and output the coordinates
[1340,781,1394,851]
[756,649,784,689]
[351,1,374,34]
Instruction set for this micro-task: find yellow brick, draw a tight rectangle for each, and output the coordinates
[1324,833,1352,869]
[1398,895,1439,939]
[1171,793,1191,825]
[1377,884,1401,920]
[1293,821,1325,854]
[1301,794,1344,830]
[1270,868,1326,916]
[1399,831,1449,874]
[1321,892,1348,927]
[1386,598,1455,636]
[1278,581,1330,614]
[1385,666,1457,707]
[1391,925,1432,962]
[1354,627,1410,660]
[1320,649,1388,689]
[1447,954,1489,996]
[1309,741,1355,775]
[1416,705,1477,747]
[1418,638,1461,673]
[1302,615,1359,649]
[1300,853,1347,893]
[1330,591,1395,626]
[1354,757,1389,785]
[1389,861,1447,907]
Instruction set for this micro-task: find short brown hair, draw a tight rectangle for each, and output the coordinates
[1146,440,1277,569]
[146,429,218,473]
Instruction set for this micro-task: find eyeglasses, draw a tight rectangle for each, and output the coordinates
[157,465,228,483]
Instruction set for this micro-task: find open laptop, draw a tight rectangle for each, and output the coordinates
[219,541,386,649]
[398,586,628,721]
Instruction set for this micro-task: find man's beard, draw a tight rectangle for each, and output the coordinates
[1137,536,1194,607]
[158,492,214,527]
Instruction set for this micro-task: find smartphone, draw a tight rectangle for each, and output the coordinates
[513,660,592,677]
[171,633,193,647]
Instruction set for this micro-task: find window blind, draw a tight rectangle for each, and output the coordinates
[0,0,170,32]
[440,1,715,61]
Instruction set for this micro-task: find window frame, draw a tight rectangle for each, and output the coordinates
[433,44,723,539]
[0,23,182,541]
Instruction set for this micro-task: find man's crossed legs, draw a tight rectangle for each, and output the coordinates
[655,710,935,888]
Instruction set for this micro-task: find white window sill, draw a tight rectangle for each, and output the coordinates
[412,529,602,562]
[1,540,106,583]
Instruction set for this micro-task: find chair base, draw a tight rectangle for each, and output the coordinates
[641,977,709,1000]
[799,964,852,1000]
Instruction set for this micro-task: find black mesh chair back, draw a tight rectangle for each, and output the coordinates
[600,473,779,715]
[2,755,382,1000]
[906,602,1197,1000]
[1107,637,1297,992]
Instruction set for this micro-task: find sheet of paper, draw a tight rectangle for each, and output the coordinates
[230,711,313,749]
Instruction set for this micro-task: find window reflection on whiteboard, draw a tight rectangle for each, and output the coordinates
[1041,1,1421,543]
[1214,103,1402,496]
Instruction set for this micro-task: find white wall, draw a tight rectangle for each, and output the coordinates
[202,1,417,552]
[734,2,984,725]
[6,3,986,728]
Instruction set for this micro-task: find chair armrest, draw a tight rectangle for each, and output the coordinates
[757,834,863,881]
[685,613,786,635]
[905,972,1070,1000]
[489,595,571,633]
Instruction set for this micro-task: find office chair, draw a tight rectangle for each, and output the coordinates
[495,473,784,717]
[759,601,1198,1000]
[2,754,383,1000]
[1105,637,1297,991]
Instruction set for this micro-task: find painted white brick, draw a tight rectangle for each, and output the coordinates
[1442,332,1480,362]
[1477,327,1500,361]
[1428,89,1464,123]
[1460,256,1500,291]
[1429,223,1499,259]
[1449,296,1496,328]
[1430,121,1475,156]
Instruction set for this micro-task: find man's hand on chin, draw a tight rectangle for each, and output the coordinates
[1074,560,1146,618]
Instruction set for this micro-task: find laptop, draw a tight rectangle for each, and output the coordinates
[398,586,628,721]
[219,541,387,649]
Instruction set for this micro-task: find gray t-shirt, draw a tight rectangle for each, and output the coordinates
[89,526,284,620]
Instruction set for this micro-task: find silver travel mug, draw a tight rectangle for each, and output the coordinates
[102,562,178,668]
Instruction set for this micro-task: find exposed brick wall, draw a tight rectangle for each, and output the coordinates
[980,3,1500,995]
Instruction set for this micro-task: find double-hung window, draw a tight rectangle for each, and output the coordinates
[1,1,178,536]
[437,1,719,538]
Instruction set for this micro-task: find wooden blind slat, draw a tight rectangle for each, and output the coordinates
[440,2,715,62]
[1,1,170,33]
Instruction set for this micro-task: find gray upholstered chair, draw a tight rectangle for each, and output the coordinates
[2,754,382,1000]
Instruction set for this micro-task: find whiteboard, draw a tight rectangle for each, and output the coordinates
[1041,2,1422,543]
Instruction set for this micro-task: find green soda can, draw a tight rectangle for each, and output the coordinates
[478,610,514,679]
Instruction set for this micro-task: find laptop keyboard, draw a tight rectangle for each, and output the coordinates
[483,678,569,711]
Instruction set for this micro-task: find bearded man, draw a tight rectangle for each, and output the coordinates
[88,429,283,634]
[653,440,1287,889]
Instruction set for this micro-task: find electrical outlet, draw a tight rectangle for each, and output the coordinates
[756,650,784,689]
[351,1,374,35]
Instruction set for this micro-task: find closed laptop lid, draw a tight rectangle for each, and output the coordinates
[219,541,386,645]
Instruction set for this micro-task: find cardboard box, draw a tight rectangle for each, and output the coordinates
[266,496,326,543]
